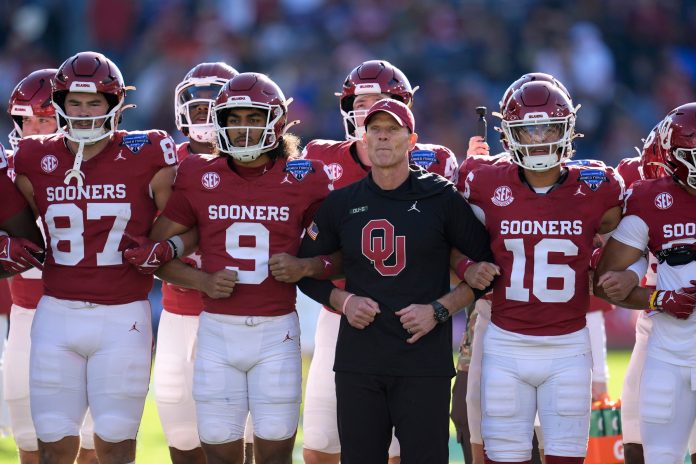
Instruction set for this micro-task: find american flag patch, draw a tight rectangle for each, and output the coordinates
[306,221,319,240]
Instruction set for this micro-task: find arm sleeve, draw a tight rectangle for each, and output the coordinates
[161,168,197,227]
[611,215,649,252]
[297,194,342,307]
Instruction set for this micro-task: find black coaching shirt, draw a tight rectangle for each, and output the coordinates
[298,167,494,377]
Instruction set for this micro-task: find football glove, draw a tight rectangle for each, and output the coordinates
[0,232,43,273]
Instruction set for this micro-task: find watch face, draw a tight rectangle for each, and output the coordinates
[433,303,449,322]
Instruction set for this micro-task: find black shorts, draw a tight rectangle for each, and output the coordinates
[335,371,451,464]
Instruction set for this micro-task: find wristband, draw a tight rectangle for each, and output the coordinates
[648,290,661,311]
[341,293,354,314]
[167,235,185,258]
[455,258,476,281]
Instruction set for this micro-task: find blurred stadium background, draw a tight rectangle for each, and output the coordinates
[1,0,693,461]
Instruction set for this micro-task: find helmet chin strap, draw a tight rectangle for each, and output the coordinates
[64,141,86,186]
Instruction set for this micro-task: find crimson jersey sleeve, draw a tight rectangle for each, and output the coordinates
[162,154,202,228]
[0,144,28,224]
[409,143,459,182]
[456,153,511,192]
[13,130,176,304]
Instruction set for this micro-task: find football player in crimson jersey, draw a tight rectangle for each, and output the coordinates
[461,80,624,464]
[451,74,585,464]
[135,72,332,464]
[595,103,696,463]
[12,51,176,464]
[4,68,99,464]
[153,61,242,464]
[270,59,458,464]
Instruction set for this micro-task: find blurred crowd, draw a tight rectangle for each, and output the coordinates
[1,0,695,166]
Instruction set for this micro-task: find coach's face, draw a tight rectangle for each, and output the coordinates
[364,112,417,170]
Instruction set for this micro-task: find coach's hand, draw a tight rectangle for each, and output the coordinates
[597,270,640,302]
[0,233,43,273]
[200,269,237,299]
[343,295,380,329]
[123,235,175,274]
[396,304,438,344]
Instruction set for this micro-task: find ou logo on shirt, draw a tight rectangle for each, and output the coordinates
[361,219,406,276]
[201,172,221,190]
[654,192,673,210]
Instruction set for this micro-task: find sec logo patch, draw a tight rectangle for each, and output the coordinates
[40,155,58,173]
[201,172,220,190]
[654,192,673,210]
[492,185,514,207]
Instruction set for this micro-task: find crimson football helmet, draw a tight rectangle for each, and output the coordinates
[7,68,57,151]
[175,62,239,143]
[639,123,668,180]
[52,51,131,144]
[213,72,289,162]
[657,103,696,188]
[498,72,571,112]
[500,81,577,171]
[338,60,417,141]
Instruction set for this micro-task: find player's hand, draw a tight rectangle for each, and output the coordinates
[654,281,696,320]
[269,252,308,283]
[463,261,500,290]
[395,304,438,344]
[466,136,489,156]
[592,381,608,402]
[0,234,43,273]
[123,235,175,274]
[597,270,640,301]
[199,269,237,299]
[343,296,380,329]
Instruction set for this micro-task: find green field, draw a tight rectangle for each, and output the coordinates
[0,350,633,463]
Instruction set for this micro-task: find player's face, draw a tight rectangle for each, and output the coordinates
[512,123,563,152]
[225,108,268,148]
[64,92,110,128]
[22,115,57,136]
[365,112,414,169]
[354,93,390,128]
[185,87,219,124]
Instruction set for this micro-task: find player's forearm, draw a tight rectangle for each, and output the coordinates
[155,258,208,291]
[599,285,651,309]
[436,282,475,317]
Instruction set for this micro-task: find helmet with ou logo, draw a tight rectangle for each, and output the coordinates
[500,81,577,171]
[498,72,571,113]
[52,51,132,144]
[8,68,58,150]
[338,60,417,142]
[639,123,668,181]
[213,73,290,162]
[175,62,239,143]
[657,102,696,188]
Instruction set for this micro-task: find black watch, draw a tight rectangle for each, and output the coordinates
[431,301,450,323]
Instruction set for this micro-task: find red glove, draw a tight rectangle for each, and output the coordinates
[651,280,696,320]
[0,233,44,273]
[590,247,604,270]
[123,235,176,274]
